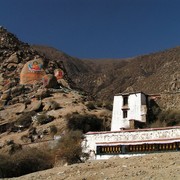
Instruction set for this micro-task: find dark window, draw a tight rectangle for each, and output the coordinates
[123,110,128,118]
[123,96,128,106]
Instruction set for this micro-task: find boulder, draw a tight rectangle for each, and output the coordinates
[11,85,24,97]
[14,111,36,130]
[35,88,50,99]
[1,93,9,100]
[28,99,42,111]
[0,100,6,108]
[20,58,46,85]
[43,100,59,111]
[6,103,26,114]
[6,53,19,63]
[2,81,12,91]
[42,74,58,88]
[32,112,54,125]
[58,79,70,89]
[54,68,64,80]
[2,79,17,91]
[7,63,18,71]
[0,85,3,91]
[0,73,4,85]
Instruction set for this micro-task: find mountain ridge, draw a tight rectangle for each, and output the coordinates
[32,45,180,100]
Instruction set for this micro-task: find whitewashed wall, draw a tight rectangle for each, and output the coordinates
[111,93,146,131]
[82,127,180,154]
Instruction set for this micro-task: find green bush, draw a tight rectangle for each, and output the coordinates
[55,130,88,165]
[66,113,103,133]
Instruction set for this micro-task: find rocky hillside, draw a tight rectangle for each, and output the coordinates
[32,45,180,101]
[0,26,78,107]
[0,27,111,153]
[1,26,179,103]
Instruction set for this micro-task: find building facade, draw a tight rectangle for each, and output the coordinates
[111,92,147,131]
[82,127,180,160]
[82,92,180,160]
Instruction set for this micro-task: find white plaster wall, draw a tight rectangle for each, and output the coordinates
[96,154,145,160]
[128,93,142,121]
[111,96,125,131]
[82,128,180,153]
[111,93,144,131]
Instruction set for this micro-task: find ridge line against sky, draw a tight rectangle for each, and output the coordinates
[0,0,180,59]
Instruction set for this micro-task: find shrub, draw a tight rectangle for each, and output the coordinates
[14,111,36,130]
[49,125,58,136]
[66,113,103,133]
[44,100,60,111]
[86,101,96,110]
[55,130,88,165]
[95,101,103,108]
[21,135,30,143]
[50,100,60,110]
[103,101,113,111]
[147,99,161,124]
[9,142,22,155]
[157,110,180,127]
[0,154,15,178]
[32,112,54,125]
[0,147,54,178]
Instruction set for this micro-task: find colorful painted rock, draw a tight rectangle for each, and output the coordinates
[54,69,64,80]
[20,58,46,85]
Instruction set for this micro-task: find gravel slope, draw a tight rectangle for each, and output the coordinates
[6,151,180,180]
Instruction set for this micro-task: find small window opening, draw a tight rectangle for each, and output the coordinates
[123,110,128,118]
[123,96,128,106]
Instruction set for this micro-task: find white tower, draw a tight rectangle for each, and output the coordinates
[111,92,147,131]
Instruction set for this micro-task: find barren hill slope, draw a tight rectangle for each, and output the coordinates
[33,45,180,100]
[7,151,180,180]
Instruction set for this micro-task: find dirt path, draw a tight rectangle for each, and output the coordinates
[6,151,180,180]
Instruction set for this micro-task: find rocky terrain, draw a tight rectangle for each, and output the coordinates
[0,27,111,153]
[6,151,180,180]
[0,27,179,146]
[33,45,180,101]
[0,27,179,179]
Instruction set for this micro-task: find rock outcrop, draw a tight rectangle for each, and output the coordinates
[20,58,46,85]
[0,26,70,108]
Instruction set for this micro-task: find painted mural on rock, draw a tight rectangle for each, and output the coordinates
[28,61,43,72]
[20,58,46,85]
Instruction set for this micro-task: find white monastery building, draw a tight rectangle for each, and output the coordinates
[82,92,180,160]
[111,92,147,131]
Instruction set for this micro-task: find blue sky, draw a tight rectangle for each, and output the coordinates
[1,0,180,58]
